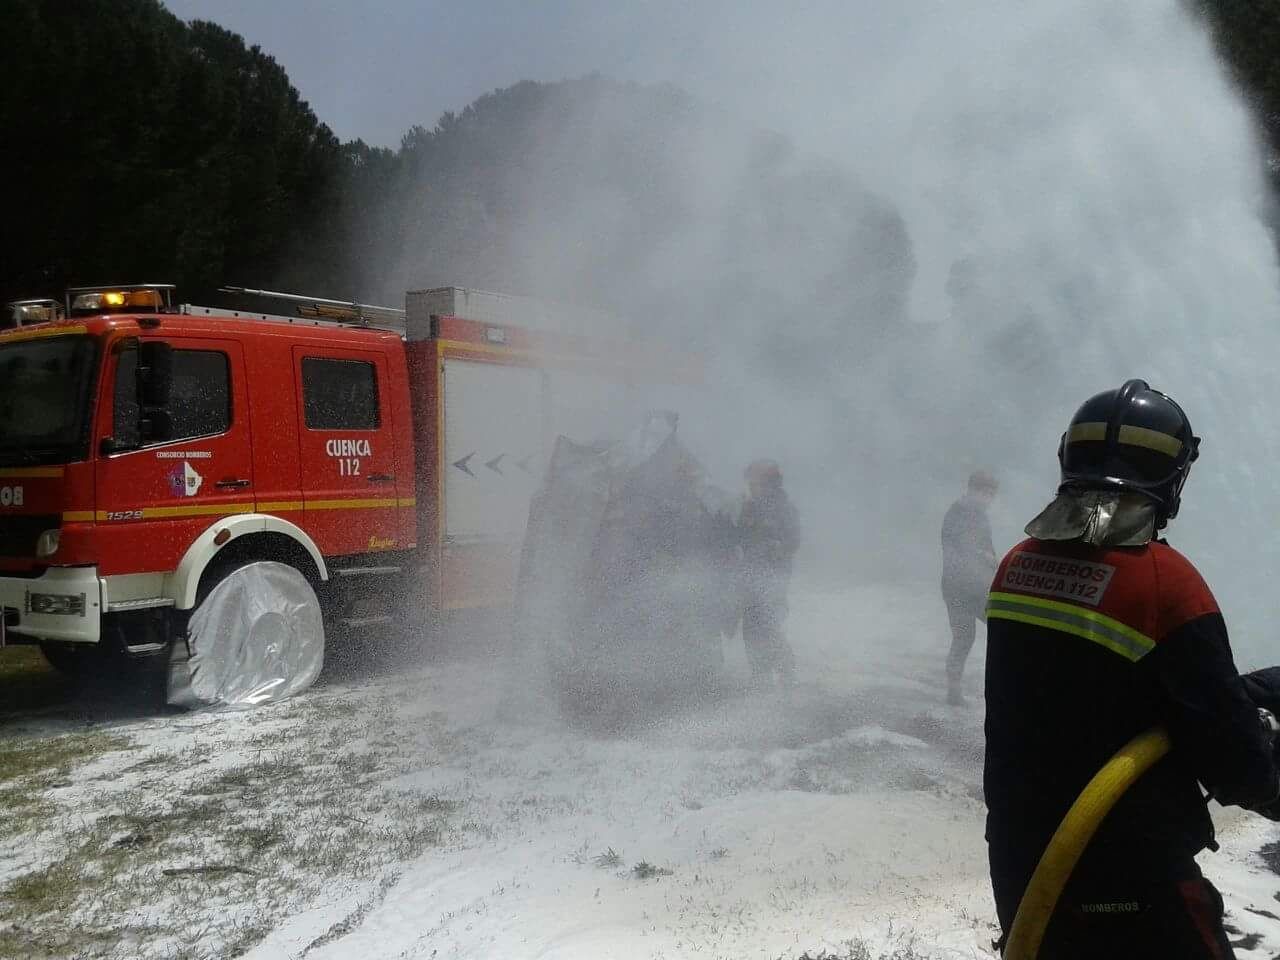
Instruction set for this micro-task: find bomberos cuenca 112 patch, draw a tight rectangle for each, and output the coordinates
[1000,551,1116,607]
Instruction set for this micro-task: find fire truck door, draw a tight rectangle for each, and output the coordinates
[94,336,254,577]
[292,348,400,557]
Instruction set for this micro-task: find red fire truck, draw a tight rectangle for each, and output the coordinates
[0,283,695,694]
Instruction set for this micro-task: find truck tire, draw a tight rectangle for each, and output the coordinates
[39,641,99,678]
[167,560,324,709]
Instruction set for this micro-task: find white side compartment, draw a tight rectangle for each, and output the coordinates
[406,287,618,339]
[442,358,544,541]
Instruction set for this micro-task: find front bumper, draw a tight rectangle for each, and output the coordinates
[0,567,102,644]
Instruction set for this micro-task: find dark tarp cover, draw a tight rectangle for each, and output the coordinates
[515,413,737,714]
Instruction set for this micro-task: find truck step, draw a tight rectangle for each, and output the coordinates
[108,598,176,613]
[125,642,168,655]
[332,566,402,578]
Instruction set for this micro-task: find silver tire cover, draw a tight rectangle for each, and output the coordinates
[168,561,325,709]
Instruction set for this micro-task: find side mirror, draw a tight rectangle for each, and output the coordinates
[138,341,173,407]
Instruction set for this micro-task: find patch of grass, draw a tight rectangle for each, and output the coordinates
[224,917,276,957]
[4,859,81,914]
[289,695,361,723]
[114,751,179,777]
[0,731,131,786]
[190,758,305,796]
[335,752,381,783]
[790,940,933,960]
[0,731,132,843]
[0,705,464,959]
[0,645,49,680]
[230,824,284,855]
[302,873,399,956]
[0,783,55,835]
[631,860,673,880]
[410,792,459,815]
[593,847,623,868]
[0,647,67,716]
[1259,839,1280,875]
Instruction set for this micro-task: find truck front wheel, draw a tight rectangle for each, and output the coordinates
[167,560,325,708]
[39,641,99,678]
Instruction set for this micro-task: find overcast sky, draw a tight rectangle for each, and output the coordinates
[163,0,919,149]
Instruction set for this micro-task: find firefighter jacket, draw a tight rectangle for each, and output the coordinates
[984,536,1279,921]
[738,489,800,600]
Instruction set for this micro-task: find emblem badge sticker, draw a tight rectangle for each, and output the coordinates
[168,462,204,498]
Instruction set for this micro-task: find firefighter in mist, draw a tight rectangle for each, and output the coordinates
[738,459,801,690]
[985,379,1280,958]
[940,469,999,706]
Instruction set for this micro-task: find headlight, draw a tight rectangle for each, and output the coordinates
[35,529,60,558]
[27,592,85,616]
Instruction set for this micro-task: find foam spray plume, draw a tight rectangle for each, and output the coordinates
[366,0,1280,677]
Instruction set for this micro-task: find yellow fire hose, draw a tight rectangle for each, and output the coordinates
[1003,727,1172,960]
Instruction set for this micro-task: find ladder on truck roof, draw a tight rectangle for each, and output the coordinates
[195,285,619,339]
[202,286,408,333]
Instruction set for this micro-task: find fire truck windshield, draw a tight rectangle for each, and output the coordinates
[0,335,99,466]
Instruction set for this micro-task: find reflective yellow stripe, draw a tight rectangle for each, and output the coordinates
[1118,424,1183,458]
[1066,422,1107,444]
[256,500,304,512]
[987,591,1155,663]
[0,324,89,343]
[0,467,64,479]
[96,502,256,521]
[304,498,399,511]
[1066,421,1182,458]
[144,503,256,520]
[257,498,413,512]
[90,498,413,520]
[989,591,1154,651]
[61,510,94,523]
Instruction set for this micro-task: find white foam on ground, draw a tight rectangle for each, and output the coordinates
[238,584,1280,959]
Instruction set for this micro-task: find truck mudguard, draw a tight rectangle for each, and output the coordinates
[165,514,329,610]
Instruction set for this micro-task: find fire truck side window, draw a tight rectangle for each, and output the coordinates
[302,358,380,430]
[167,350,231,441]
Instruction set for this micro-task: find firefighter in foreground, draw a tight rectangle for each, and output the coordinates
[940,469,999,705]
[984,379,1280,958]
[738,459,801,690]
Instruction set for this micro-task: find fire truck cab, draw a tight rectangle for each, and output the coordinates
[0,285,415,675]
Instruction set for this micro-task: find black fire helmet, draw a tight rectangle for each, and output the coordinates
[1057,379,1200,527]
